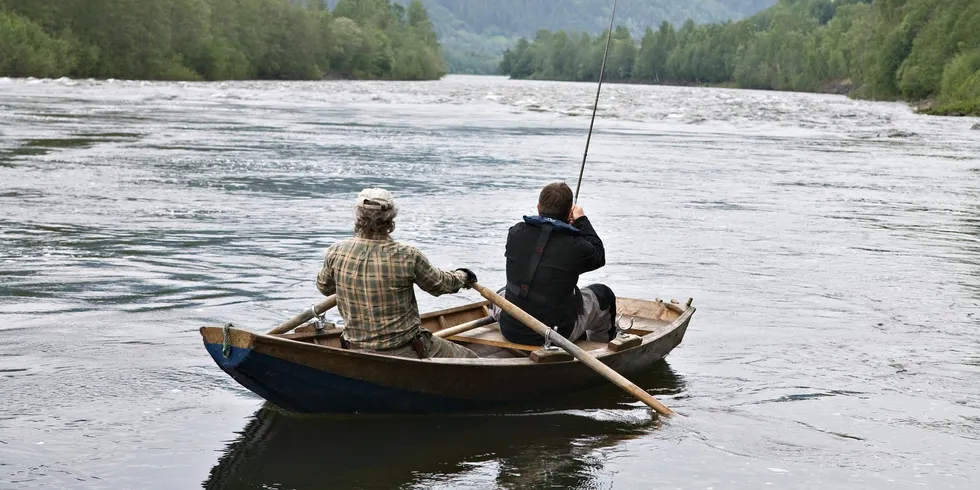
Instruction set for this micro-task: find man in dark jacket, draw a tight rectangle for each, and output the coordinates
[490,182,618,345]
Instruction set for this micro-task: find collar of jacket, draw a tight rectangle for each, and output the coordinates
[522,214,581,234]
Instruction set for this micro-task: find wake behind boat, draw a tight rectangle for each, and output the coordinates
[200,296,694,414]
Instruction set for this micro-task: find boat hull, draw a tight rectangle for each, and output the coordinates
[204,343,496,413]
[201,301,693,414]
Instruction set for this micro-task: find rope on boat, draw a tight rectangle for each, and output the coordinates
[222,323,232,358]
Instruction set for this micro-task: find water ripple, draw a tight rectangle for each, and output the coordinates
[1,75,979,489]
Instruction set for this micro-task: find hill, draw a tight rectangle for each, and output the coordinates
[327,0,779,73]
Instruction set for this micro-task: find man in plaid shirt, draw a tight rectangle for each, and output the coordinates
[317,188,479,359]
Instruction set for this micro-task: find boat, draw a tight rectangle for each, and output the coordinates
[199,296,695,414]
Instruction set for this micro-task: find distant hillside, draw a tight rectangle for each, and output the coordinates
[325,0,778,73]
[503,0,980,117]
[417,0,777,37]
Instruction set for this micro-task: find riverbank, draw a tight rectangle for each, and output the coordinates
[916,98,980,117]
[516,74,979,118]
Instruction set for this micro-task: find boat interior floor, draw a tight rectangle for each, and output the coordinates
[286,317,676,360]
[279,298,685,360]
[445,316,675,359]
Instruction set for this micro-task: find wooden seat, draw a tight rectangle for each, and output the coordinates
[446,325,538,351]
[447,324,608,353]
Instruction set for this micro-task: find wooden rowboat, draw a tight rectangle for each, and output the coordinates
[200,296,695,414]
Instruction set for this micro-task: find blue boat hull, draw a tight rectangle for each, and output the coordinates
[204,343,495,414]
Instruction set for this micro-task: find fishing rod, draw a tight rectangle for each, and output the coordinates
[574,0,619,204]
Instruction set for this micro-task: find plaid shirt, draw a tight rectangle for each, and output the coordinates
[316,237,468,350]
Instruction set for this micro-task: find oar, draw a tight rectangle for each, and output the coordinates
[469,282,676,417]
[266,295,338,335]
[434,315,495,338]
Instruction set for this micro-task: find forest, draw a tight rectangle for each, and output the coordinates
[0,0,446,81]
[499,0,980,116]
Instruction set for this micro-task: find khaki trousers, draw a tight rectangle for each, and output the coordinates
[489,285,615,343]
[356,330,478,359]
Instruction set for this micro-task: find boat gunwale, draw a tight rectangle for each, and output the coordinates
[202,297,694,368]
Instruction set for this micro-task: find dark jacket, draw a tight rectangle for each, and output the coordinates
[498,213,605,345]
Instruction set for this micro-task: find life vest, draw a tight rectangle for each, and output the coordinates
[505,215,580,302]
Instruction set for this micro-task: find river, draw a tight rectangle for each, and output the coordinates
[1,74,979,489]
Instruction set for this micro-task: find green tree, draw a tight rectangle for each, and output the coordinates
[0,0,447,81]
[606,26,637,81]
[0,10,75,77]
[494,0,977,115]
[939,49,980,103]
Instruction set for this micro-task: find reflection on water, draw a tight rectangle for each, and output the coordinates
[204,363,684,489]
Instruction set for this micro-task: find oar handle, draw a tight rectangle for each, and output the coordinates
[434,315,495,338]
[471,282,675,417]
[267,295,338,335]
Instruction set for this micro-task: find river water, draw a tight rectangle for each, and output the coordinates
[1,74,978,489]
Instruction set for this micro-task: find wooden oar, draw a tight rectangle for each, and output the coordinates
[434,315,495,338]
[266,295,338,335]
[469,282,676,417]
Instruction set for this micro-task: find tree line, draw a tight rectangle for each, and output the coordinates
[499,0,980,116]
[0,0,446,81]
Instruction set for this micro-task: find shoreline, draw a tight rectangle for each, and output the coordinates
[0,74,447,84]
[503,75,980,118]
[5,72,978,118]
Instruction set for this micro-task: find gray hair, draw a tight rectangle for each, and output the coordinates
[354,203,397,239]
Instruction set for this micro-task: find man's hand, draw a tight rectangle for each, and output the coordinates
[456,268,478,288]
[569,204,586,223]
